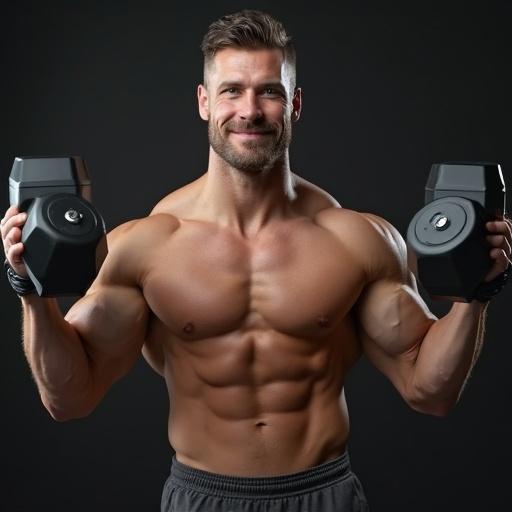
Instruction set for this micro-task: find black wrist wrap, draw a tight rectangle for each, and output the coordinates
[4,260,36,297]
[472,263,511,303]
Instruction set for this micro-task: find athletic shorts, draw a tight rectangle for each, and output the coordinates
[160,451,369,511]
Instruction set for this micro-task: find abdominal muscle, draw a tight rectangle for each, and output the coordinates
[155,321,357,477]
[139,177,365,476]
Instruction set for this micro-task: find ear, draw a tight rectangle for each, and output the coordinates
[197,84,209,121]
[291,87,302,122]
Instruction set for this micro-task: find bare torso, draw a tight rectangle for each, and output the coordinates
[140,173,367,476]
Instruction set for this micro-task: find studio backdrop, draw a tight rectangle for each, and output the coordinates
[1,1,511,511]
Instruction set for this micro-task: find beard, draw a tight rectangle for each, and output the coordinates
[208,117,292,173]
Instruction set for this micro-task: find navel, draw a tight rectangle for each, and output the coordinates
[183,322,195,334]
[317,315,330,328]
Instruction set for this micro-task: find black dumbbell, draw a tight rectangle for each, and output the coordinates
[406,162,506,302]
[9,156,108,296]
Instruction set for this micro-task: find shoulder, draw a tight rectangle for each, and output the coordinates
[97,214,180,288]
[107,213,180,245]
[290,173,342,217]
[315,207,408,283]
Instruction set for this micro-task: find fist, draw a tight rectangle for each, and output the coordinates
[1,205,29,278]
[484,216,512,282]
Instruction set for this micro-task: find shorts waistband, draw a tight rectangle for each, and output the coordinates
[169,451,352,499]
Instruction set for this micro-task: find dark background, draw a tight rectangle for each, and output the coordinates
[1,1,511,510]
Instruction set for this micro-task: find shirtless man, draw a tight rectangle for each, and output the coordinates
[2,9,511,512]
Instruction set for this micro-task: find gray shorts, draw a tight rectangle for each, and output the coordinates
[161,451,369,511]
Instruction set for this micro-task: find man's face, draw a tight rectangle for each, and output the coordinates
[198,48,301,173]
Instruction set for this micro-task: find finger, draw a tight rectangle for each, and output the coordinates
[0,205,20,227]
[486,234,512,257]
[491,247,511,271]
[0,212,27,240]
[1,205,20,220]
[5,226,22,247]
[484,249,511,282]
[486,220,512,239]
[7,242,25,266]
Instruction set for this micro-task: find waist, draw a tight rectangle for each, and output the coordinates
[168,450,353,499]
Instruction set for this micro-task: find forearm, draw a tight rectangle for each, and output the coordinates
[21,295,93,420]
[411,300,488,413]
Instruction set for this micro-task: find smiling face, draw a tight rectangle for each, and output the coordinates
[198,47,301,173]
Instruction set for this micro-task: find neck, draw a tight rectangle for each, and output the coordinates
[196,147,298,237]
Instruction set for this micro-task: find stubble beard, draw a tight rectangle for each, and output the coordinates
[208,118,292,174]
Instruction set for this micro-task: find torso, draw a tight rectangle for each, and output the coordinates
[139,173,368,476]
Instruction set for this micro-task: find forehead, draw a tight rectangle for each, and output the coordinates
[209,47,291,87]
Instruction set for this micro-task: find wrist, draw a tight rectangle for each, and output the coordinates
[453,300,488,317]
[4,259,36,297]
[471,263,511,304]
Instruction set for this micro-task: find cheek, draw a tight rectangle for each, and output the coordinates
[268,102,290,122]
[214,101,236,122]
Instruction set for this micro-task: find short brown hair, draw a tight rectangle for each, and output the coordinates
[200,10,296,90]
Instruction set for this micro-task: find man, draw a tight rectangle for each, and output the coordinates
[2,9,511,512]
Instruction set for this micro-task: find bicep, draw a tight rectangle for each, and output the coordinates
[63,220,150,399]
[356,275,436,397]
[64,284,149,398]
[355,214,437,398]
[357,273,436,356]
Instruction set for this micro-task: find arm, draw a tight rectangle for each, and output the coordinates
[21,219,154,421]
[354,213,489,417]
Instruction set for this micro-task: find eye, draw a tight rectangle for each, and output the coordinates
[263,88,278,95]
[224,87,239,95]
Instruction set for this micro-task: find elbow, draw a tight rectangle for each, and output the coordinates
[408,398,454,417]
[47,408,88,423]
[42,396,94,422]
[406,384,457,418]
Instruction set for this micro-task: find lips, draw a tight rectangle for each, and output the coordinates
[230,131,273,140]
[231,131,271,135]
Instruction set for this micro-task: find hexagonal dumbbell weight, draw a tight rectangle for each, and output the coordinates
[9,156,108,296]
[406,162,506,302]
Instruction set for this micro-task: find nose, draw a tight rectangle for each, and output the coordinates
[238,91,263,122]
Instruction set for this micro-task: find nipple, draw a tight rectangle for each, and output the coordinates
[317,315,330,328]
[183,322,195,334]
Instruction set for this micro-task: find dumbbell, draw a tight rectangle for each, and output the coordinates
[9,156,108,296]
[406,162,506,302]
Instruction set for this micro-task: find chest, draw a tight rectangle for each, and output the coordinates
[142,220,365,340]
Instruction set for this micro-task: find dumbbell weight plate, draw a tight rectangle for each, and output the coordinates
[46,195,98,238]
[21,193,107,296]
[408,196,478,255]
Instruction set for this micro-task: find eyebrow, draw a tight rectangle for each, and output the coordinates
[216,81,287,93]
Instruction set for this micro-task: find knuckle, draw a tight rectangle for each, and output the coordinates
[2,221,12,237]
[6,229,17,244]
[6,246,15,262]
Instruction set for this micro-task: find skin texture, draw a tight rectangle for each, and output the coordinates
[2,47,512,477]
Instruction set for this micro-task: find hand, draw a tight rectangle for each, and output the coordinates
[1,205,29,278]
[484,216,512,282]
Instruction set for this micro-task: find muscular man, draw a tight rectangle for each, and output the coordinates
[2,10,511,512]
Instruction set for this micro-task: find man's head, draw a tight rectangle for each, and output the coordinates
[198,10,302,173]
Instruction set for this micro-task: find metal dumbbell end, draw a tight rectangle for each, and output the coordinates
[64,209,84,224]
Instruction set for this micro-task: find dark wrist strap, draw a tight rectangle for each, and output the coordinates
[4,260,36,297]
[472,263,511,303]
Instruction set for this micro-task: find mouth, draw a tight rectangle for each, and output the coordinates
[230,131,273,139]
